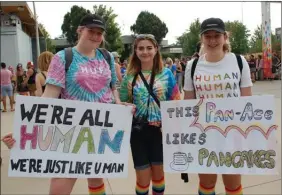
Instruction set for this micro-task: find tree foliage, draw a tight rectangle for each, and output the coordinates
[92,5,124,53]
[39,23,55,53]
[249,25,281,53]
[61,5,90,45]
[177,18,201,56]
[225,21,250,54]
[177,19,251,55]
[130,11,168,44]
[61,5,123,52]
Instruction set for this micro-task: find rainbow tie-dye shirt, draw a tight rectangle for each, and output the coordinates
[46,47,117,103]
[120,68,181,125]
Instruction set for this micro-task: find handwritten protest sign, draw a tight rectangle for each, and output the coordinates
[161,95,278,175]
[8,96,133,178]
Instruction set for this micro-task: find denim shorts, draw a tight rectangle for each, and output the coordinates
[130,125,163,170]
[1,84,13,97]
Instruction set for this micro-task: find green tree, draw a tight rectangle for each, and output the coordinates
[225,21,250,54]
[130,11,168,44]
[249,25,281,53]
[92,5,124,53]
[249,26,262,53]
[177,18,201,56]
[61,5,90,45]
[39,23,55,53]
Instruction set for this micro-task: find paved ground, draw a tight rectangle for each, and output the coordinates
[1,80,281,194]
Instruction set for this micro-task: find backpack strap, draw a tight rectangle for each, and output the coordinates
[64,47,73,72]
[235,54,243,86]
[97,48,113,89]
[97,48,111,67]
[191,58,199,89]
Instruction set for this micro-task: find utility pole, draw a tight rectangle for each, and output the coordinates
[33,1,40,69]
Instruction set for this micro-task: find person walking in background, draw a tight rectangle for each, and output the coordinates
[35,51,54,96]
[166,57,176,77]
[1,62,15,112]
[175,58,184,92]
[16,63,29,96]
[23,61,37,96]
[248,54,256,82]
[8,66,16,104]
[256,54,264,81]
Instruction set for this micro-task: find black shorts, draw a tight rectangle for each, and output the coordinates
[130,125,163,170]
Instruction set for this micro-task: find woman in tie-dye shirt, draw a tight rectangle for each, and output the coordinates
[43,14,131,195]
[120,34,180,195]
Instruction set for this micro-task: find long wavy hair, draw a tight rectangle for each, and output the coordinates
[127,35,164,75]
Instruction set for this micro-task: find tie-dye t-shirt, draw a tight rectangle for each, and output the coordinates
[46,47,117,103]
[120,67,181,125]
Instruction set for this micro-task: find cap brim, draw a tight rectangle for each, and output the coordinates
[85,24,105,31]
[201,28,225,34]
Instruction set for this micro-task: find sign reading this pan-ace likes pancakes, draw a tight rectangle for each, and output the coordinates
[8,96,133,178]
[161,95,279,175]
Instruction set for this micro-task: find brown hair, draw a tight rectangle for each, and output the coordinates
[127,37,163,75]
[38,51,54,71]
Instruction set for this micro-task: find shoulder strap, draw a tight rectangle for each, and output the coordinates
[41,72,46,80]
[235,54,243,75]
[139,72,160,108]
[97,48,113,89]
[97,48,111,67]
[191,58,199,88]
[64,47,73,72]
[235,54,243,86]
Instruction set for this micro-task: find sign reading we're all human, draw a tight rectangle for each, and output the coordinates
[9,96,133,178]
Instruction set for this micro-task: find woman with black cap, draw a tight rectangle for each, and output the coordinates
[184,18,252,195]
[2,14,135,195]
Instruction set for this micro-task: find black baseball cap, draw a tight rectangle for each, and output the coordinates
[200,18,225,35]
[80,14,105,31]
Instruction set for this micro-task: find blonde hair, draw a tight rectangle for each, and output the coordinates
[198,44,205,56]
[127,37,163,75]
[166,57,173,65]
[38,51,54,71]
[223,31,231,52]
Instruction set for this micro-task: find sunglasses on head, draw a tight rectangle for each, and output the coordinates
[135,34,158,45]
[136,34,155,39]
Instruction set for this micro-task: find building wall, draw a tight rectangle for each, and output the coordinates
[0,27,19,69]
[17,28,32,67]
[31,37,47,66]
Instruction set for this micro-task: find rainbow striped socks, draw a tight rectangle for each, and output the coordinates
[136,183,150,195]
[198,183,216,195]
[225,185,243,195]
[152,176,165,195]
[88,183,106,195]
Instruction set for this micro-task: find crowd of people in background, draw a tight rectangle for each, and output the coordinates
[245,52,281,82]
[0,51,54,112]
